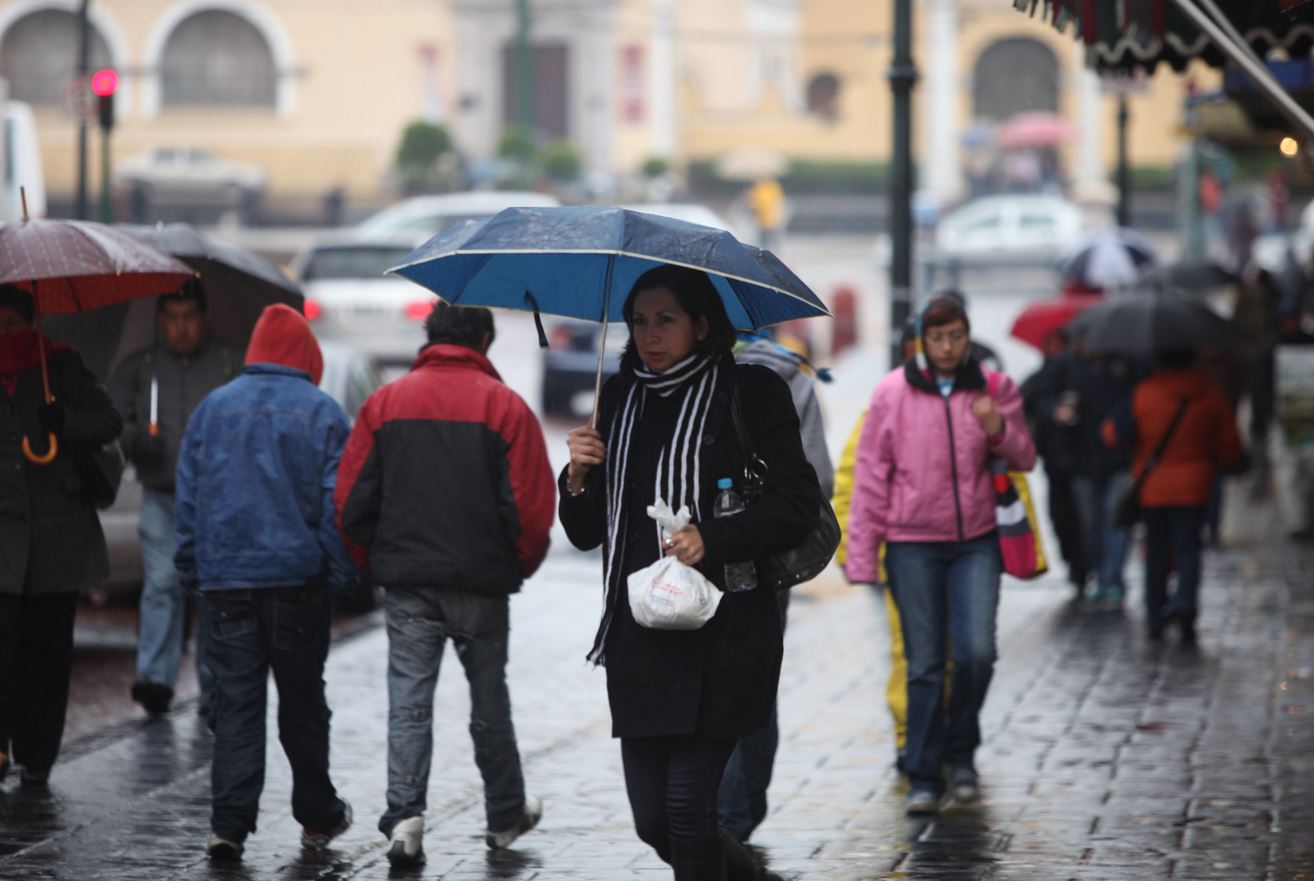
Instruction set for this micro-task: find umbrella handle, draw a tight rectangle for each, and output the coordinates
[22,433,58,465]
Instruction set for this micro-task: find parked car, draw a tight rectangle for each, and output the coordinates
[115,148,266,223]
[289,233,432,374]
[96,342,383,592]
[538,202,738,420]
[355,190,560,239]
[934,194,1085,260]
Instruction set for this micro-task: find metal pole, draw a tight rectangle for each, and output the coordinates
[75,0,90,220]
[99,124,112,223]
[887,0,918,371]
[514,0,534,134]
[1116,95,1130,228]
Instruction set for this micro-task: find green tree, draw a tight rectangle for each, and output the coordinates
[498,125,537,164]
[396,121,453,170]
[540,140,582,183]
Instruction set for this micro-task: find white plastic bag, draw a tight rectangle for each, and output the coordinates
[626,500,722,631]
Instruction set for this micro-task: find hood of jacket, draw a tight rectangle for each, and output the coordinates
[412,342,502,381]
[244,304,323,384]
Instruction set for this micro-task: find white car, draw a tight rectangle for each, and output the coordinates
[355,190,561,239]
[116,148,266,221]
[618,202,736,233]
[290,233,433,374]
[934,194,1085,260]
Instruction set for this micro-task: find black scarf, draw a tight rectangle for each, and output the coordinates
[588,351,723,664]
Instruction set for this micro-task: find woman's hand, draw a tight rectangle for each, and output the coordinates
[566,426,606,493]
[663,525,705,567]
[971,395,1005,438]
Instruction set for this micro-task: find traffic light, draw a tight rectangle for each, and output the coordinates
[91,68,118,131]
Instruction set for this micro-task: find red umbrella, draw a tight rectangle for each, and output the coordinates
[0,197,193,463]
[997,112,1077,150]
[1010,290,1104,350]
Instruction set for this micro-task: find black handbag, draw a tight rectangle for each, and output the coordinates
[76,441,126,510]
[728,382,840,591]
[1112,397,1190,529]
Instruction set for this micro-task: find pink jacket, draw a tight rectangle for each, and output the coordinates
[844,362,1036,583]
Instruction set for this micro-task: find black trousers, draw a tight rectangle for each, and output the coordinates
[621,734,736,862]
[0,592,78,774]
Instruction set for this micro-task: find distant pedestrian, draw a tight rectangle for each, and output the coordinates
[335,304,554,868]
[746,177,786,252]
[845,295,1036,815]
[109,281,239,717]
[174,304,356,861]
[560,265,820,881]
[0,285,122,786]
[1102,349,1242,643]
[717,331,834,843]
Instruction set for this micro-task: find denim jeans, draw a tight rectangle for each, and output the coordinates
[1143,506,1204,634]
[137,489,212,700]
[1071,472,1134,594]
[886,533,1001,793]
[205,585,345,842]
[380,586,525,836]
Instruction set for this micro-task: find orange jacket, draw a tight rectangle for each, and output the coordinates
[1102,368,1241,508]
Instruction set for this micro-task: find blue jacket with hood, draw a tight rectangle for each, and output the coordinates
[174,304,356,591]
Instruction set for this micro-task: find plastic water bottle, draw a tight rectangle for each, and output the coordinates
[714,477,757,592]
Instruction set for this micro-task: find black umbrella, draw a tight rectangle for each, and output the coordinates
[1133,261,1240,298]
[43,223,302,380]
[1068,296,1238,356]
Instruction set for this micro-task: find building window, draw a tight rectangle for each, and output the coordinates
[0,9,111,106]
[806,72,841,120]
[973,37,1059,122]
[160,10,276,108]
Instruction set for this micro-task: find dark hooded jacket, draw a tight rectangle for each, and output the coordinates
[1,333,121,595]
[173,305,355,591]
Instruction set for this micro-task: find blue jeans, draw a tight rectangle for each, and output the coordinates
[1143,506,1204,634]
[137,489,212,700]
[1071,472,1134,595]
[886,534,1001,793]
[380,587,525,836]
[204,585,345,842]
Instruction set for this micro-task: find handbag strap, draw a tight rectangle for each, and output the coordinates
[728,380,768,491]
[1132,396,1191,490]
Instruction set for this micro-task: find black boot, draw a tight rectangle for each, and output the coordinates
[669,836,726,881]
[722,831,784,881]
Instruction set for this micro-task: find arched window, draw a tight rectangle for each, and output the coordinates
[806,72,841,120]
[0,9,111,106]
[973,37,1059,121]
[160,10,275,108]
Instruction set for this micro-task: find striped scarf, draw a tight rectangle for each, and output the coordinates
[588,351,722,664]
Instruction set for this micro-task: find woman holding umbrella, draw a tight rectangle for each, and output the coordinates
[560,265,819,881]
[0,285,122,785]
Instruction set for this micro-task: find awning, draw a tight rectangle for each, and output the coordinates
[1013,0,1314,140]
[1012,0,1314,73]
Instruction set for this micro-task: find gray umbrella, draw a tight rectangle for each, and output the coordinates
[43,223,302,380]
[1068,295,1238,355]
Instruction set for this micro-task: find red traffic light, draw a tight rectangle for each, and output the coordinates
[90,69,118,97]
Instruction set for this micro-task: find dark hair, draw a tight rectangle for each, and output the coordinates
[921,296,970,333]
[1154,349,1196,370]
[0,284,35,323]
[157,277,206,313]
[620,265,736,367]
[425,301,495,349]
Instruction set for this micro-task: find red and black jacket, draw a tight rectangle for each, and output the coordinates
[335,344,554,593]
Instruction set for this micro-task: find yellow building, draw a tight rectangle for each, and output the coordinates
[0,0,1210,210]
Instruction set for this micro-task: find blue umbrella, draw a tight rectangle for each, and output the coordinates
[389,205,830,423]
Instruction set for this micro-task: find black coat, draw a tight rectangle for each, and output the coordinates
[1,349,122,595]
[559,361,820,740]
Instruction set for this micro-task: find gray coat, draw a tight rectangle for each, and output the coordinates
[1,349,123,595]
[736,339,835,497]
[109,339,239,493]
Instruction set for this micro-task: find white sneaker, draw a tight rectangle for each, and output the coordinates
[387,815,425,867]
[485,795,543,850]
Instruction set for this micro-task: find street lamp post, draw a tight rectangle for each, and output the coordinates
[514,0,534,134]
[888,0,919,370]
[1116,95,1131,228]
[75,0,91,220]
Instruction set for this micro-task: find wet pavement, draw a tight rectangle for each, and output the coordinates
[3,499,1313,880]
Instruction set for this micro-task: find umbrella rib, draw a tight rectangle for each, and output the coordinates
[390,247,831,315]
